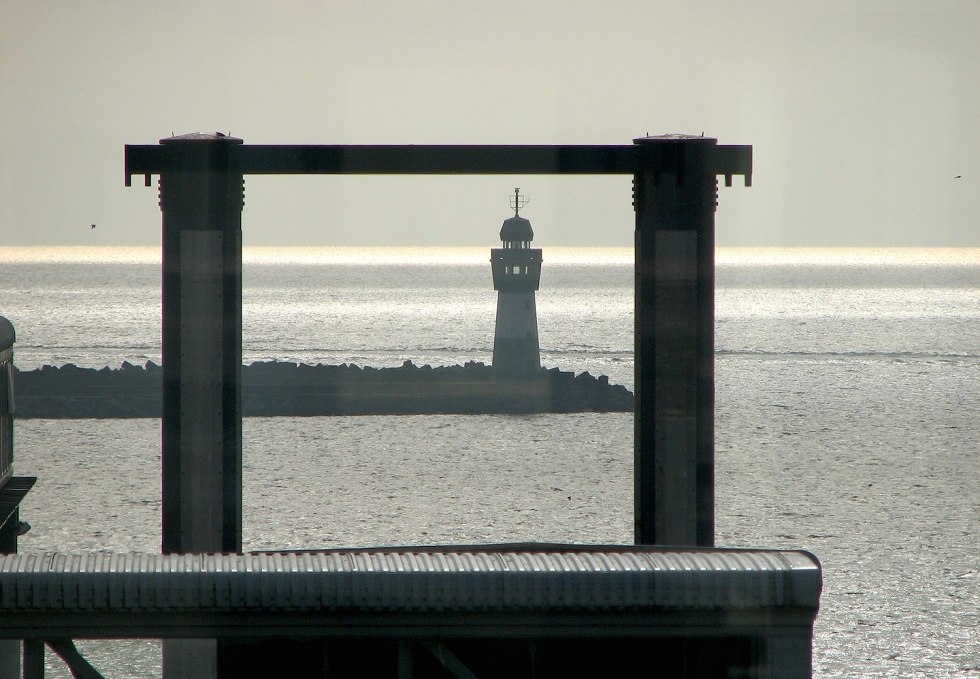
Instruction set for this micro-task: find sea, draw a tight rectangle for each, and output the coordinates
[0,246,977,678]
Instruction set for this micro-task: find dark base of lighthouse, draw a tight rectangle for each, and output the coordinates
[492,337,541,379]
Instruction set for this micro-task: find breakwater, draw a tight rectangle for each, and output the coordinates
[13,360,633,418]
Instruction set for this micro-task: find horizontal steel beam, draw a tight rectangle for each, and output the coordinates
[125,144,751,185]
[0,609,817,641]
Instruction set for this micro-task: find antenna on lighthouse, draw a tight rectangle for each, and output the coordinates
[510,187,530,217]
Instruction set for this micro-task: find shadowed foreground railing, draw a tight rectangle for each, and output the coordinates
[0,545,820,678]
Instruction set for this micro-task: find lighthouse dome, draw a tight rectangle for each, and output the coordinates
[499,216,533,242]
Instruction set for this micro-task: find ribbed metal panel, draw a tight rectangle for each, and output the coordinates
[0,547,820,614]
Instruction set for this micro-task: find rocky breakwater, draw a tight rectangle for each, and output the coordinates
[13,360,634,418]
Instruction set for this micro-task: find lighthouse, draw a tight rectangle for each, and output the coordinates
[491,188,542,378]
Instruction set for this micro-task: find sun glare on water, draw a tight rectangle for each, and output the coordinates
[1,245,976,268]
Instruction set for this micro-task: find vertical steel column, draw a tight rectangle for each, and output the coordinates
[158,134,242,679]
[159,133,244,555]
[0,494,22,676]
[22,641,44,679]
[633,136,717,546]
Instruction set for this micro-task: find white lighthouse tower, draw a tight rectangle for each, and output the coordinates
[491,188,542,378]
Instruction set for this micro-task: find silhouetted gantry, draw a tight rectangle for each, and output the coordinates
[0,135,825,679]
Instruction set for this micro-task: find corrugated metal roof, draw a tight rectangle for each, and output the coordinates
[0,547,820,614]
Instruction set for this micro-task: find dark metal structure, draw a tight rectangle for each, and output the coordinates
[0,317,36,678]
[125,143,752,183]
[0,318,35,555]
[0,137,826,679]
[156,134,244,556]
[0,546,820,678]
[124,134,752,550]
[0,317,16,490]
[47,133,767,678]
[633,135,725,546]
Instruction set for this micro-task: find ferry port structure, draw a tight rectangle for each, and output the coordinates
[0,136,824,678]
[120,135,754,553]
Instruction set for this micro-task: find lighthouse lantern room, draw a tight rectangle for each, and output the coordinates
[491,188,543,378]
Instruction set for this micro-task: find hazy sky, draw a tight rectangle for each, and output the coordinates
[1,1,977,247]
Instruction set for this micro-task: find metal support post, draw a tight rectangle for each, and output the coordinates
[22,641,44,679]
[764,631,814,679]
[398,641,413,679]
[1,477,35,677]
[158,133,244,555]
[0,505,21,679]
[633,135,718,546]
[157,133,243,679]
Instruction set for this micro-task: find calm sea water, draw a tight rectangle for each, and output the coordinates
[1,246,978,678]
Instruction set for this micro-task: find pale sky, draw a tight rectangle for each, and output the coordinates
[1,1,977,247]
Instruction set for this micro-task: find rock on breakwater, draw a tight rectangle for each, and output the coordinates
[13,360,633,418]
